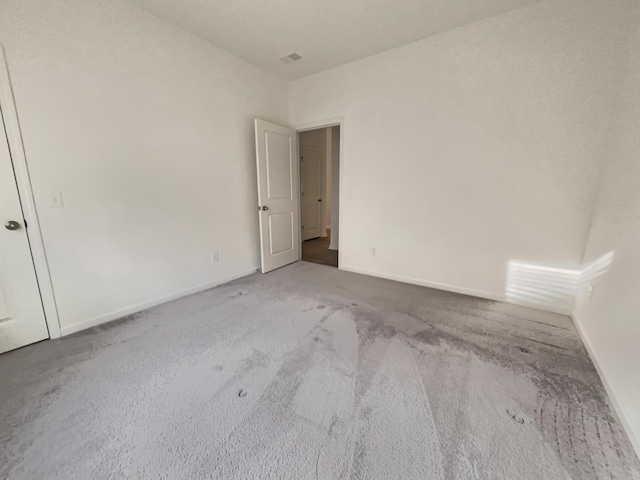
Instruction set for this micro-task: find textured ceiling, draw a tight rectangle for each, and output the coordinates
[125,0,543,79]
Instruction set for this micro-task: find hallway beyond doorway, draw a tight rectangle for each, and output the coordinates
[302,229,338,268]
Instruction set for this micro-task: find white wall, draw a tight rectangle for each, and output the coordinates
[573,5,640,453]
[0,0,288,334]
[289,0,630,313]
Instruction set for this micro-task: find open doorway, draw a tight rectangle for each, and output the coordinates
[298,125,340,268]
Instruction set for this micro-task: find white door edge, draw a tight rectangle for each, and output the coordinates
[0,45,61,339]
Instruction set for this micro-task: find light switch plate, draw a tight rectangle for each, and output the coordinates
[49,191,64,208]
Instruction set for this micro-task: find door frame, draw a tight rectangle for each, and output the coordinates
[0,46,61,339]
[295,117,344,269]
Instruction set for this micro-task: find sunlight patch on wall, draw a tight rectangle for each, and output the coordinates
[578,251,615,289]
[506,262,581,311]
[506,252,614,311]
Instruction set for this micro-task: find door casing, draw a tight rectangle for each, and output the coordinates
[295,117,344,269]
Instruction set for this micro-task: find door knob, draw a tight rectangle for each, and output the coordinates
[261,206,269,211]
[318,199,322,202]
[4,220,21,231]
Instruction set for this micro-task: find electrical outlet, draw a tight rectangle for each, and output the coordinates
[587,284,594,302]
[370,248,377,256]
[211,251,220,264]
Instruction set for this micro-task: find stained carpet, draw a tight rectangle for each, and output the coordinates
[1,262,638,479]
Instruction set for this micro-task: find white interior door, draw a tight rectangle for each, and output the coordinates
[254,119,300,273]
[300,147,325,240]
[0,108,49,354]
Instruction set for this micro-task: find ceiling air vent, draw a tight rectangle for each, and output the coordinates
[280,53,302,64]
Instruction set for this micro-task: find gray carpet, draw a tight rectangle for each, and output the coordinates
[1,262,638,479]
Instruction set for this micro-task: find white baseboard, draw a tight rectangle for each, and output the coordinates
[338,265,571,315]
[60,267,258,336]
[570,313,640,458]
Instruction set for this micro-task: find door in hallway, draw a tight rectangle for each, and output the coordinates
[300,147,324,241]
[0,105,49,353]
